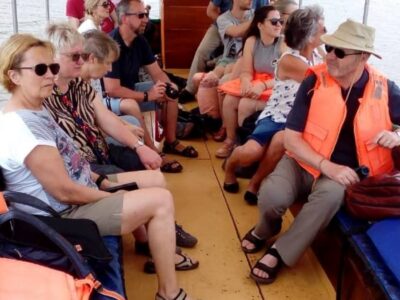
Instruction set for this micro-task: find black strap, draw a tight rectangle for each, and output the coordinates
[4,191,61,217]
[95,174,108,188]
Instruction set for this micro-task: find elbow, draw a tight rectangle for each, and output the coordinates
[52,183,79,204]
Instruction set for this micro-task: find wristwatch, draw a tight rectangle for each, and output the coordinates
[133,140,144,150]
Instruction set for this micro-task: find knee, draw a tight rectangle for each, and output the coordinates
[320,195,344,215]
[150,170,167,188]
[236,143,262,165]
[153,188,175,215]
[258,180,292,217]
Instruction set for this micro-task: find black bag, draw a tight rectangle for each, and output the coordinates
[237,110,261,145]
[3,191,112,262]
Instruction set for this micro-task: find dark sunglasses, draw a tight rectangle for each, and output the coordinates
[325,45,362,59]
[99,1,110,8]
[14,63,60,76]
[62,52,90,63]
[267,18,284,26]
[125,12,149,19]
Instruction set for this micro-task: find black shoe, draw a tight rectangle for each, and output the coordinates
[223,182,239,193]
[175,223,198,248]
[244,191,258,205]
[178,89,195,104]
[135,240,151,257]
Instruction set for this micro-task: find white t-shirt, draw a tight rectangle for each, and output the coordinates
[0,108,96,215]
[78,18,98,34]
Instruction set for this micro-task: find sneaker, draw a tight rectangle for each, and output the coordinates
[175,223,198,248]
[178,89,195,104]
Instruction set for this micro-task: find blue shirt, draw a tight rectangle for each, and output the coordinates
[212,0,231,14]
[286,69,400,168]
[252,0,269,9]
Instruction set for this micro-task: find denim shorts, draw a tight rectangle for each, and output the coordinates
[249,116,285,146]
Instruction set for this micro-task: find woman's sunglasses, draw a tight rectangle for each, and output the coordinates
[125,12,149,19]
[62,52,90,63]
[14,63,60,76]
[267,18,284,26]
[99,1,110,8]
[325,45,362,59]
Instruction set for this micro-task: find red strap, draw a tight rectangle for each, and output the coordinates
[0,192,8,214]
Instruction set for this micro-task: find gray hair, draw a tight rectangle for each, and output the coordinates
[284,5,324,50]
[273,0,298,14]
[116,0,143,25]
[46,22,83,54]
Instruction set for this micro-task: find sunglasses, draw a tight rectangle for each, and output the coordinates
[99,1,110,8]
[62,52,90,63]
[325,45,362,59]
[125,12,149,19]
[267,18,284,26]
[14,63,60,76]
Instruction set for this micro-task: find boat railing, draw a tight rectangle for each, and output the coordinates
[11,0,51,34]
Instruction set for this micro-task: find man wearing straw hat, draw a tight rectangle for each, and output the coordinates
[246,19,400,284]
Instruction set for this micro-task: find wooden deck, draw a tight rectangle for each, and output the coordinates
[123,74,336,299]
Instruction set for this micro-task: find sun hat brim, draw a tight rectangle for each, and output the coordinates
[320,33,382,59]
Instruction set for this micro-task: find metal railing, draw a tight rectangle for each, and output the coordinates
[11,0,50,34]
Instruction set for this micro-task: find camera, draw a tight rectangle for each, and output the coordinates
[354,165,369,180]
[165,82,179,99]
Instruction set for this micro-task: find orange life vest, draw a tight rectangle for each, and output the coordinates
[294,64,393,178]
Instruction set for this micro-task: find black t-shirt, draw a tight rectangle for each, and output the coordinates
[106,29,156,90]
[286,69,400,168]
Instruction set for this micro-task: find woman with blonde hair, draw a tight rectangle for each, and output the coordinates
[0,33,195,300]
[78,0,112,33]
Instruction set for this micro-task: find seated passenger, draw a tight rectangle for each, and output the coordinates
[104,0,198,164]
[196,0,254,124]
[0,33,196,300]
[178,0,232,103]
[80,30,180,173]
[66,0,117,33]
[44,22,160,175]
[78,0,112,33]
[244,19,400,284]
[224,6,325,192]
[215,5,283,158]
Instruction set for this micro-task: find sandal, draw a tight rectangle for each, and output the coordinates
[250,247,283,284]
[241,227,266,253]
[143,252,199,274]
[155,288,187,300]
[163,140,198,158]
[160,153,183,173]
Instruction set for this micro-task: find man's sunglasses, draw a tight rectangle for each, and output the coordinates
[99,1,110,9]
[125,12,149,19]
[325,45,362,59]
[62,52,90,63]
[267,18,284,26]
[14,63,60,76]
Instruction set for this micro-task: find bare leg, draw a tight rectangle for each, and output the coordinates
[121,188,190,299]
[238,98,266,126]
[115,169,166,189]
[247,131,285,194]
[120,99,155,150]
[224,139,264,184]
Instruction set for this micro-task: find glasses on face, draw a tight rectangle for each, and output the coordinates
[125,12,149,19]
[267,18,284,26]
[62,52,90,63]
[325,45,362,59]
[99,1,110,8]
[14,63,60,76]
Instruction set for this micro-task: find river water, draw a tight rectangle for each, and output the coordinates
[0,0,399,104]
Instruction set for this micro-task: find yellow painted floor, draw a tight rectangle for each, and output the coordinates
[122,137,335,300]
[123,69,335,299]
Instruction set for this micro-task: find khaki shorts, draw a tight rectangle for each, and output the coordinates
[62,193,123,236]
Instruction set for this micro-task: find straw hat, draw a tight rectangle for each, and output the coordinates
[320,19,381,59]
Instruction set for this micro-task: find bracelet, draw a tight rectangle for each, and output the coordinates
[143,91,148,102]
[95,174,108,187]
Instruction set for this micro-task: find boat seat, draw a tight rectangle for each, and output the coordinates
[334,209,400,300]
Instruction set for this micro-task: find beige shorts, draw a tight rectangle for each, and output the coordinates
[62,193,123,236]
